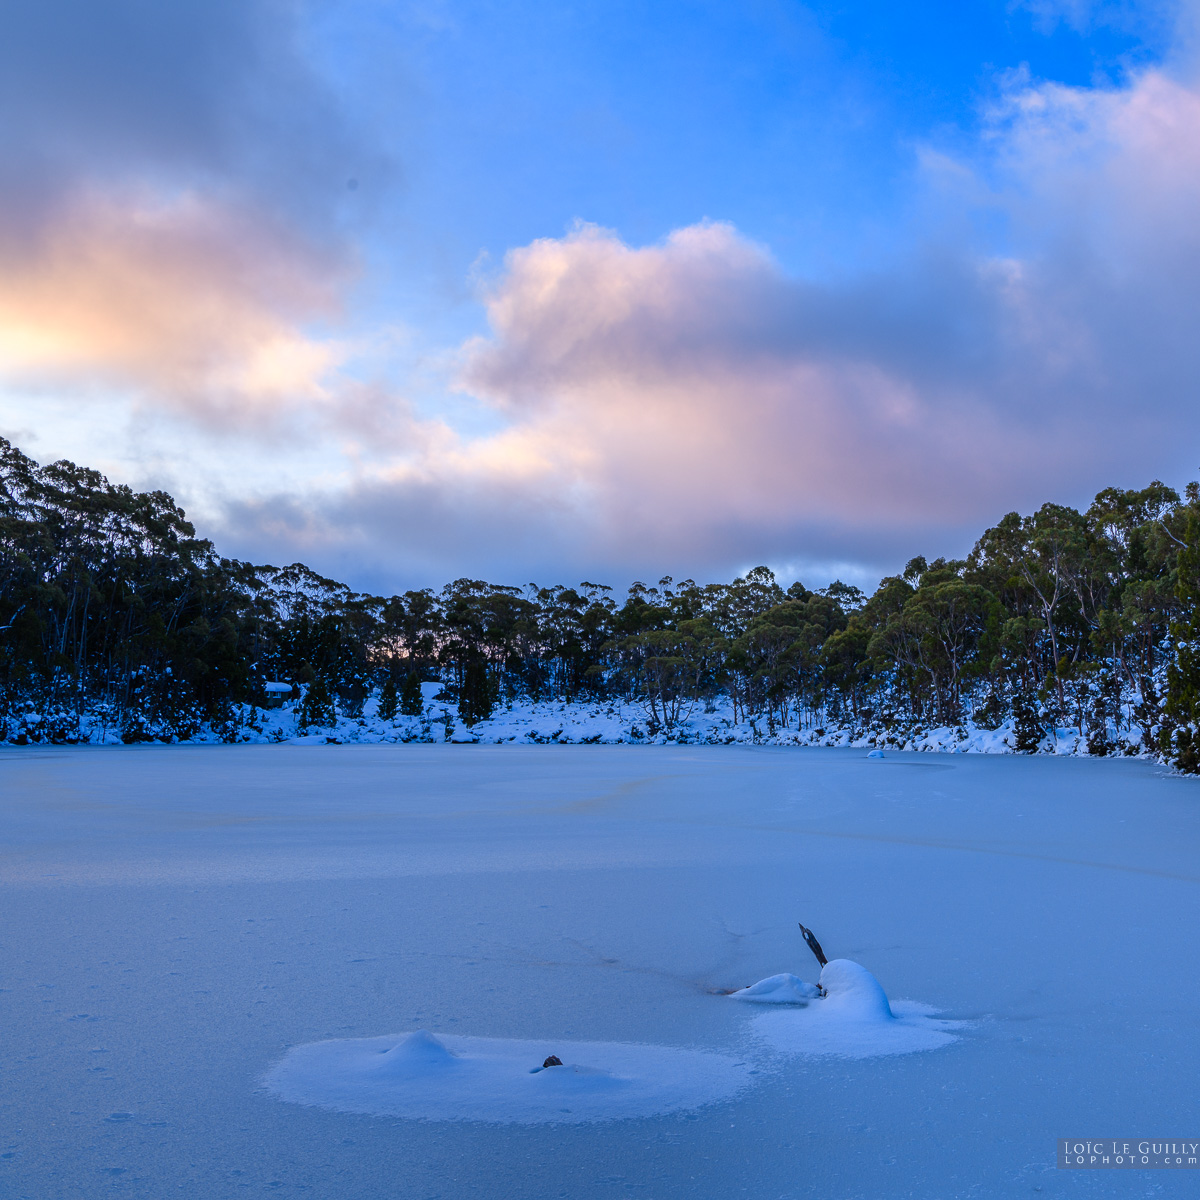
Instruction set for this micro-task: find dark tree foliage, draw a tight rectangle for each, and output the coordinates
[3,438,1200,768]
[298,674,337,730]
[458,656,496,726]
[377,677,399,723]
[1166,496,1200,771]
[400,672,424,717]
[1010,692,1046,753]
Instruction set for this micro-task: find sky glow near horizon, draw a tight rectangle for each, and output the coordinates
[2,0,1198,593]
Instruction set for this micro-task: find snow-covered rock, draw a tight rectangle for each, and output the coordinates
[731,973,821,1004]
[746,959,964,1058]
[818,958,894,1019]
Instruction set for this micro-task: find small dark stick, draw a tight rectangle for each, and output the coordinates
[798,923,828,968]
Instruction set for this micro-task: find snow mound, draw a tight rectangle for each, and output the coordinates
[262,1029,753,1124]
[374,1028,461,1074]
[749,959,964,1058]
[866,749,885,758]
[731,973,821,1004]
[819,958,893,1019]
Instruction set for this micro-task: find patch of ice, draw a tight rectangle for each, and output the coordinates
[731,973,821,1004]
[749,959,964,1058]
[262,1029,754,1124]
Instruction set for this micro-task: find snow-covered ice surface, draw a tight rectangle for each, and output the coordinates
[263,1028,753,1123]
[3,744,1200,1198]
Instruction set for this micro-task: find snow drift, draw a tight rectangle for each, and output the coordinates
[740,959,964,1058]
[731,973,821,1004]
[262,1029,755,1124]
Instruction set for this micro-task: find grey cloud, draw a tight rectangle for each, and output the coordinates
[0,0,378,245]
[214,474,985,595]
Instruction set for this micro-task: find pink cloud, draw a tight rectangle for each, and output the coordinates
[449,222,1066,554]
[0,189,353,425]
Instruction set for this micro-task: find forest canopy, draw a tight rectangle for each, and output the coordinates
[3,436,1200,769]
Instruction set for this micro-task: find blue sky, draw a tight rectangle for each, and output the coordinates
[328,0,1172,336]
[1,0,1196,592]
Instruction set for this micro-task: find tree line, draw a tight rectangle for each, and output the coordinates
[4,436,1200,768]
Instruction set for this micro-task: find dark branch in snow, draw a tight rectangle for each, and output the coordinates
[798,922,828,967]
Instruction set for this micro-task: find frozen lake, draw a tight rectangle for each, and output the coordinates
[2,744,1198,1198]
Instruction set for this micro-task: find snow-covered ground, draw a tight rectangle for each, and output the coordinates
[12,681,1147,758]
[2,744,1197,1197]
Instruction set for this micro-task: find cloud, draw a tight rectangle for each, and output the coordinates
[456,223,1023,531]
[975,65,1200,413]
[11,1,1200,590]
[0,190,351,421]
[0,0,365,237]
[1012,0,1178,37]
[0,0,374,422]
[218,55,1200,589]
[213,223,1046,585]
